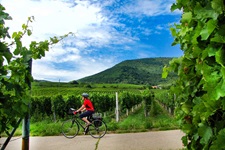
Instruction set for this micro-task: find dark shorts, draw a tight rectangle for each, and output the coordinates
[79,110,95,118]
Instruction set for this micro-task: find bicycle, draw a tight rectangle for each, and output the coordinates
[61,108,107,139]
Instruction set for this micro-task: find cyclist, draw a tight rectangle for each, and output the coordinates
[75,93,95,132]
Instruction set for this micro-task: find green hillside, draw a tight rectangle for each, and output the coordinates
[78,57,177,85]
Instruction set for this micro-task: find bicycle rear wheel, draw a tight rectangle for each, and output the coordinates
[89,119,107,138]
[61,119,79,139]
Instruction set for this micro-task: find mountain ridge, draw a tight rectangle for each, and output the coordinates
[78,57,176,85]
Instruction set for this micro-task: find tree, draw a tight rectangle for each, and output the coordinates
[69,80,79,85]
[0,4,72,135]
[163,0,225,149]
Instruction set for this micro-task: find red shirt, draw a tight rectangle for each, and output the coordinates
[83,99,94,111]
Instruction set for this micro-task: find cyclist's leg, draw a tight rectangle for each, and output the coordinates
[80,111,94,134]
[80,111,94,125]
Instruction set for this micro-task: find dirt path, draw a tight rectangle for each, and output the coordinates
[0,130,184,150]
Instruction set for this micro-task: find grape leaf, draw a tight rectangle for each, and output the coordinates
[211,33,225,43]
[181,12,192,23]
[215,47,225,67]
[194,3,219,20]
[200,19,217,40]
[211,0,224,14]
[210,129,225,149]
[198,124,213,144]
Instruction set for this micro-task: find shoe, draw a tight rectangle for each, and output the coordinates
[87,123,92,126]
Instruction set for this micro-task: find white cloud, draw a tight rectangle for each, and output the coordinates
[32,55,115,82]
[120,0,176,17]
[40,46,81,63]
[3,0,104,40]
[32,61,80,81]
[1,0,181,82]
[1,0,114,81]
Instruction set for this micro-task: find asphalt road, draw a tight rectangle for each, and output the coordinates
[0,130,184,150]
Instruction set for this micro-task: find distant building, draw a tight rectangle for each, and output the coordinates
[151,85,161,89]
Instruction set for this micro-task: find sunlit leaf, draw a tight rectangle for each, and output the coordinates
[211,34,225,43]
[162,66,169,78]
[22,24,27,30]
[194,3,219,20]
[12,32,17,39]
[182,12,192,23]
[181,102,192,114]
[27,29,32,36]
[170,27,177,37]
[215,47,225,67]
[198,124,213,144]
[200,19,217,40]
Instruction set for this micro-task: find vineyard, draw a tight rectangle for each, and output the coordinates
[30,81,156,121]
[22,81,178,136]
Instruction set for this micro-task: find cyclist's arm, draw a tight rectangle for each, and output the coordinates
[76,104,85,112]
[81,107,86,112]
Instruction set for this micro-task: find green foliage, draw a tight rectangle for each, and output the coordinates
[30,91,143,121]
[1,90,179,136]
[91,92,115,112]
[78,57,177,85]
[119,91,142,111]
[163,0,225,149]
[155,89,175,115]
[0,4,32,134]
[0,4,73,134]
[142,90,154,116]
[30,120,62,136]
[53,95,66,119]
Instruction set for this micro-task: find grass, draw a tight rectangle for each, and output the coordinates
[106,104,179,133]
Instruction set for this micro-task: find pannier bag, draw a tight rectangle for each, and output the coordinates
[92,113,103,127]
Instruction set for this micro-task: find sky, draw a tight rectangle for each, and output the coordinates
[1,0,182,82]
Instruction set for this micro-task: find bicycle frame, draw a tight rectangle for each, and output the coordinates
[72,115,88,131]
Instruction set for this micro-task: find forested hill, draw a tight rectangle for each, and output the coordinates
[78,57,177,85]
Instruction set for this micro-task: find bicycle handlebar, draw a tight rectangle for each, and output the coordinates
[71,110,81,115]
[69,108,82,115]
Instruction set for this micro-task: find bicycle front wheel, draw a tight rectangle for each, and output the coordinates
[61,119,79,139]
[89,119,107,138]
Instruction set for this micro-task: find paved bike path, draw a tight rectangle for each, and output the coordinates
[0,130,184,150]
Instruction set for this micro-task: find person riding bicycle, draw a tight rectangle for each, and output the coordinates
[75,93,95,129]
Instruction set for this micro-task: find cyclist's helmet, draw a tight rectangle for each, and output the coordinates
[82,93,89,98]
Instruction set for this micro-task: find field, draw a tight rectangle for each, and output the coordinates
[31,81,146,96]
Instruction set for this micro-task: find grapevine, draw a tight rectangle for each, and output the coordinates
[0,4,73,134]
[163,0,225,149]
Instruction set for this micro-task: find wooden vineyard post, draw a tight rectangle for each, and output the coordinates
[22,59,32,150]
[116,92,119,122]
